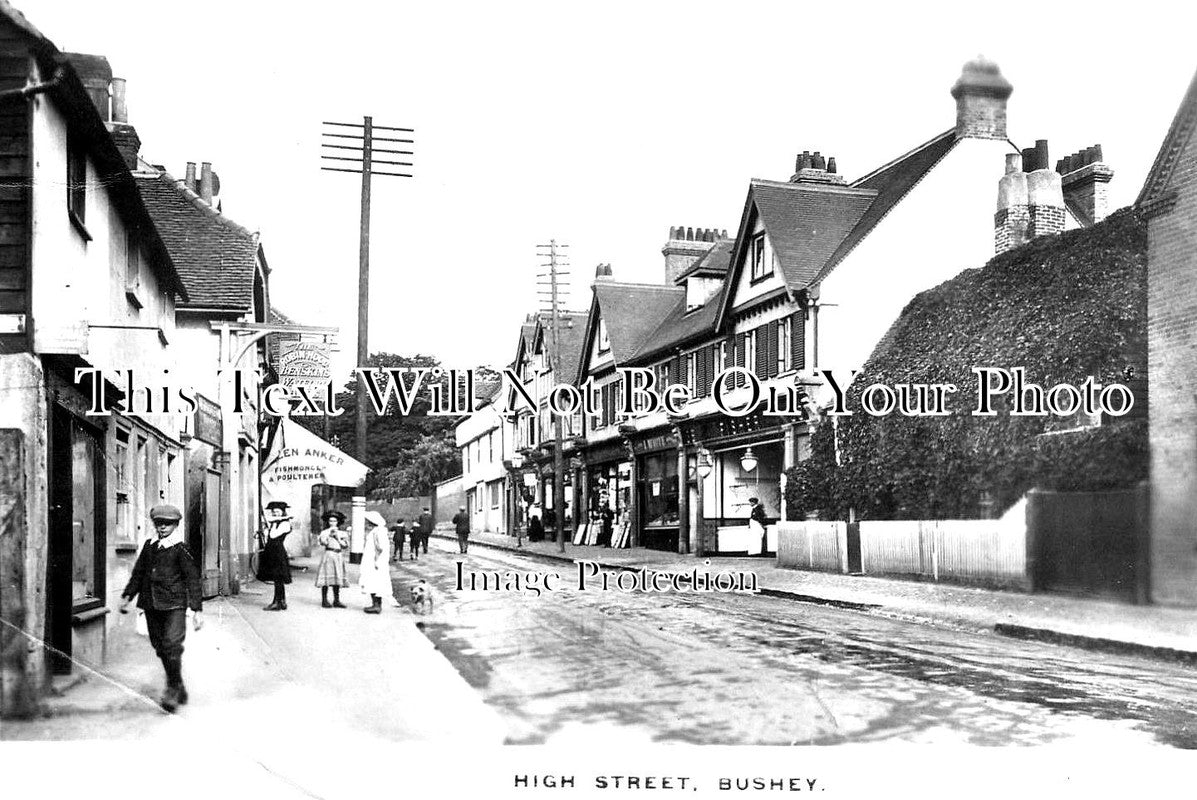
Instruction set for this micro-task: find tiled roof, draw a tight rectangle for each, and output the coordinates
[717,130,961,328]
[629,282,725,364]
[817,129,959,281]
[546,311,589,384]
[592,282,684,364]
[136,172,259,311]
[676,238,734,281]
[750,180,877,290]
[1138,70,1197,207]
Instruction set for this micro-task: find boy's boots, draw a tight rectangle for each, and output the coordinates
[321,587,331,608]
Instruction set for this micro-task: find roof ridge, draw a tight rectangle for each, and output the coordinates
[597,280,683,291]
[851,128,956,187]
[140,168,258,240]
[751,177,878,196]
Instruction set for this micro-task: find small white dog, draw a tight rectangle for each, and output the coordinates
[409,579,433,614]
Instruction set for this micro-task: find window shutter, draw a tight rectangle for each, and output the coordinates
[766,320,779,378]
[756,327,769,377]
[675,354,685,385]
[792,311,805,371]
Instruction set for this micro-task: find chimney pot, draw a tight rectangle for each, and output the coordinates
[199,162,214,205]
[812,152,825,170]
[686,227,694,241]
[827,157,837,174]
[111,77,128,124]
[185,162,197,193]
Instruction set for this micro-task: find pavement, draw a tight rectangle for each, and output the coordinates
[434,526,1197,666]
[9,559,505,749]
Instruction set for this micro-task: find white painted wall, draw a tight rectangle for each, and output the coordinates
[816,137,1015,388]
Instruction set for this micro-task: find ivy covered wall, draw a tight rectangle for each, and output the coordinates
[785,209,1148,521]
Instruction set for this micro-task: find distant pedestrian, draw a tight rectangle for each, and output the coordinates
[452,505,471,553]
[118,504,202,713]
[315,510,349,608]
[258,501,293,610]
[748,497,768,556]
[599,505,614,548]
[391,518,410,561]
[417,506,433,555]
[359,511,392,614]
[528,513,544,543]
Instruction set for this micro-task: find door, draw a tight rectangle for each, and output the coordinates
[202,469,222,597]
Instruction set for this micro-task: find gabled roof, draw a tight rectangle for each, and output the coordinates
[716,130,961,329]
[0,6,187,300]
[135,171,259,312]
[532,310,588,384]
[818,129,960,281]
[580,281,683,373]
[1138,70,1197,207]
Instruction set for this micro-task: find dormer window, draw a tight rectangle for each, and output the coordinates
[750,232,770,282]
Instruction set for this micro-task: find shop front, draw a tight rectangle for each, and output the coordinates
[681,411,800,556]
[633,431,682,552]
[581,438,633,548]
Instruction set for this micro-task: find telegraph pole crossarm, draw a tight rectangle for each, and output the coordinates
[321,117,414,464]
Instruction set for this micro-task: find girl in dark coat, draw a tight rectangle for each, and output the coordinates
[259,501,292,610]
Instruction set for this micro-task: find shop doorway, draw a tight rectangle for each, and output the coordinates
[45,407,102,675]
[201,469,222,597]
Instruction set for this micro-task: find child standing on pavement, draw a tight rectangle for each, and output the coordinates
[119,505,203,713]
[315,510,349,608]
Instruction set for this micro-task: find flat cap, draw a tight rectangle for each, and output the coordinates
[150,504,182,522]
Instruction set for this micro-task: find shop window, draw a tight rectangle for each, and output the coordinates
[70,424,100,603]
[642,452,679,527]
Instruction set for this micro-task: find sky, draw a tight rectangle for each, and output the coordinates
[15,0,1196,377]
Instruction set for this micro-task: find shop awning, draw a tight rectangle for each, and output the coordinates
[261,417,368,489]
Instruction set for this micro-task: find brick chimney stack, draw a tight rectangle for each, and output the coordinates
[1056,145,1114,226]
[662,226,724,284]
[106,74,140,170]
[995,140,1065,254]
[951,57,1013,140]
[789,150,846,185]
[594,263,614,283]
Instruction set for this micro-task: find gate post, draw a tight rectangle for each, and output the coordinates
[1025,489,1042,592]
[1135,481,1151,605]
[1,429,34,718]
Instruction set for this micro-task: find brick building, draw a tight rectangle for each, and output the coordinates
[1139,70,1197,608]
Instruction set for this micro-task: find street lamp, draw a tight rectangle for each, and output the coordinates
[740,447,758,473]
[696,448,714,479]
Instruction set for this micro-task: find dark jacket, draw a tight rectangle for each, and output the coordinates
[123,540,203,612]
[452,512,470,535]
[750,504,768,526]
[417,512,433,535]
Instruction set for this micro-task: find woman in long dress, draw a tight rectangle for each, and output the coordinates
[358,511,392,614]
[258,501,293,610]
[314,510,350,608]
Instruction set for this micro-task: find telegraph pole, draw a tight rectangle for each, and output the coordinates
[321,118,414,464]
[537,240,570,553]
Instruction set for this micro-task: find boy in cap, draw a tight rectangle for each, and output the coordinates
[119,504,203,712]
